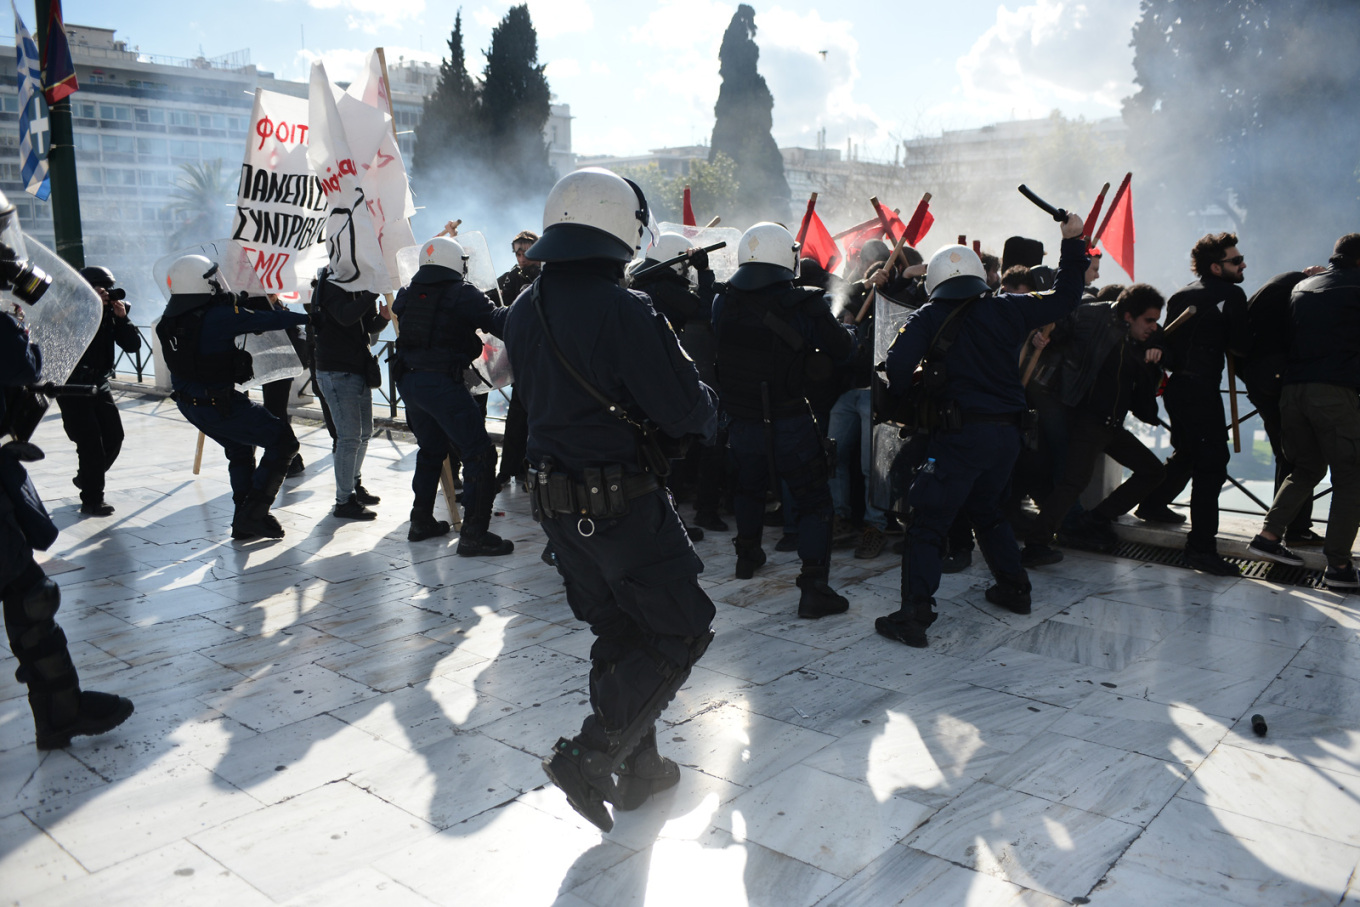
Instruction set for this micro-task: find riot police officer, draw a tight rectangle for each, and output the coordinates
[877,213,1087,648]
[156,254,309,540]
[57,266,141,516]
[2,214,134,748]
[393,236,513,554]
[502,168,718,833]
[714,222,857,618]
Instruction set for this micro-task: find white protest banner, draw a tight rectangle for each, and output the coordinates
[231,89,329,294]
[307,60,393,295]
[346,50,417,278]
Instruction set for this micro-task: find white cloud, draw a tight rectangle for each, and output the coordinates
[949,0,1140,123]
[293,0,426,33]
[293,45,440,84]
[524,0,595,35]
[546,58,580,79]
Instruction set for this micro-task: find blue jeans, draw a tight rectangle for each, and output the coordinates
[317,370,372,504]
[828,388,886,529]
[398,371,496,533]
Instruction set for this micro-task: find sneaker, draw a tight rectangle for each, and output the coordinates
[79,500,115,517]
[333,496,377,521]
[1020,544,1064,568]
[693,511,729,532]
[1135,504,1186,524]
[354,484,381,506]
[1185,548,1240,577]
[854,526,886,559]
[1285,528,1324,547]
[775,533,800,552]
[1246,534,1305,567]
[1323,563,1360,590]
[831,515,857,546]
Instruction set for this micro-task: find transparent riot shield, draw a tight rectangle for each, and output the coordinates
[152,241,304,390]
[657,222,742,282]
[395,231,497,293]
[6,232,102,386]
[869,291,926,517]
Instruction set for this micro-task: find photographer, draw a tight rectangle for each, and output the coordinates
[56,267,141,516]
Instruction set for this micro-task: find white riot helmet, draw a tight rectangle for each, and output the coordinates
[420,236,468,276]
[528,167,651,263]
[925,244,990,300]
[166,253,228,296]
[728,222,801,291]
[648,231,695,275]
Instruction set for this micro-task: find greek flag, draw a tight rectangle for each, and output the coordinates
[13,2,51,201]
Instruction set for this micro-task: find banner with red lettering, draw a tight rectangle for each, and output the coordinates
[231,88,329,294]
[307,60,393,294]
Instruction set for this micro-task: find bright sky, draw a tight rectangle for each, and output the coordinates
[62,0,1141,160]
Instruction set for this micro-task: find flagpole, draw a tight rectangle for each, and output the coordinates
[34,0,83,269]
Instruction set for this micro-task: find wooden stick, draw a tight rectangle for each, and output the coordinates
[440,460,462,529]
[1226,353,1242,453]
[438,219,461,237]
[704,216,721,228]
[854,227,914,324]
[192,431,206,475]
[1161,304,1196,336]
[1021,324,1054,386]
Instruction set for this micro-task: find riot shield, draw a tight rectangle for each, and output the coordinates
[153,241,304,390]
[6,232,102,386]
[395,231,498,293]
[657,222,742,282]
[869,291,925,517]
[464,333,512,395]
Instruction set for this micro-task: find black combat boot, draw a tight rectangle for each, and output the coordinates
[457,529,515,557]
[985,572,1033,615]
[875,597,938,648]
[733,536,766,580]
[408,508,451,541]
[796,566,849,619]
[611,727,681,811]
[543,735,620,832]
[31,685,135,750]
[231,490,285,539]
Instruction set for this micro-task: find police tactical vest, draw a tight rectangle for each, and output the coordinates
[715,285,824,419]
[395,280,482,372]
[157,296,240,386]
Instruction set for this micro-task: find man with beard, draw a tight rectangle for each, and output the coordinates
[1136,232,1250,576]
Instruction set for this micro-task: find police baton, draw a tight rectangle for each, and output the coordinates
[1016,185,1069,223]
[629,241,727,282]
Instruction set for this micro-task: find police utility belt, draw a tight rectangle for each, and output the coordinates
[526,461,658,535]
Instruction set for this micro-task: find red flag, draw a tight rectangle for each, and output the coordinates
[902,194,934,247]
[1099,178,1135,279]
[41,0,78,104]
[841,221,884,262]
[796,197,842,273]
[682,186,696,228]
[870,198,907,243]
[832,215,885,241]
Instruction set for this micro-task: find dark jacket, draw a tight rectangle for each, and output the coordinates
[311,279,384,376]
[1163,275,1250,381]
[630,265,716,332]
[393,265,507,373]
[70,300,141,387]
[1045,300,1162,424]
[488,264,540,307]
[1283,265,1360,388]
[886,237,1088,415]
[502,260,718,478]
[1,313,59,558]
[1241,271,1308,397]
[158,294,308,395]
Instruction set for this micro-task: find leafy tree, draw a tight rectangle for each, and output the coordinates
[165,160,233,248]
[612,153,740,224]
[709,4,790,225]
[1123,0,1360,278]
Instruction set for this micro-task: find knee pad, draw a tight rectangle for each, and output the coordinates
[21,577,60,622]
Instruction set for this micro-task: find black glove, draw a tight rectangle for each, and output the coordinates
[688,248,709,271]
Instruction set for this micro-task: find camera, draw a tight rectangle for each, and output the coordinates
[107,287,127,302]
[0,242,51,305]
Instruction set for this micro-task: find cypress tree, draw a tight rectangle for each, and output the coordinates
[479,4,555,198]
[411,11,480,184]
[709,4,790,225]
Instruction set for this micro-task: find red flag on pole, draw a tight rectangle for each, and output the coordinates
[41,0,79,104]
[1099,177,1135,279]
[870,198,907,243]
[902,193,934,247]
[796,195,842,273]
[682,186,696,227]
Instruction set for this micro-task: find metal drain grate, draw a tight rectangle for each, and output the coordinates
[1107,541,1327,589]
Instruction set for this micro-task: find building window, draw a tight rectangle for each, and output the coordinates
[98,103,132,122]
[136,137,167,158]
[134,107,166,125]
[169,140,199,160]
[101,135,135,154]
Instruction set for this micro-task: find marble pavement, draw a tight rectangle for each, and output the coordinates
[3,392,1360,906]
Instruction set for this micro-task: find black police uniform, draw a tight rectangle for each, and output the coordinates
[392,263,511,551]
[712,271,856,613]
[490,262,540,487]
[1137,273,1249,560]
[2,312,134,748]
[879,237,1088,646]
[502,257,718,830]
[57,272,141,514]
[157,292,308,538]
